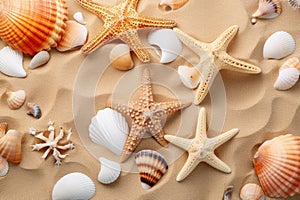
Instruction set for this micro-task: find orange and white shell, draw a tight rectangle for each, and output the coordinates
[251,0,281,24]
[0,122,8,138]
[0,0,68,56]
[253,134,300,198]
[0,130,23,163]
[5,90,26,110]
[240,183,265,200]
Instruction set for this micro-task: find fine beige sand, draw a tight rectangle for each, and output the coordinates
[0,0,300,199]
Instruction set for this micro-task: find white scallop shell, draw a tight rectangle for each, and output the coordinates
[6,90,26,110]
[178,65,201,89]
[0,46,26,77]
[274,67,299,90]
[98,157,121,184]
[29,51,50,69]
[73,12,87,25]
[0,156,9,177]
[263,31,296,60]
[52,172,96,200]
[89,108,128,156]
[148,29,182,64]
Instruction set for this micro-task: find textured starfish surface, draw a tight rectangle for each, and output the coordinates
[164,107,239,181]
[76,0,176,62]
[30,121,75,165]
[109,68,191,162]
[175,25,261,105]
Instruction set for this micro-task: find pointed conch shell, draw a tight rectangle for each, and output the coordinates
[98,157,121,184]
[251,0,282,24]
[0,156,9,177]
[109,44,134,71]
[288,0,300,8]
[29,51,50,70]
[159,0,189,11]
[5,90,26,110]
[0,122,8,138]
[0,130,23,163]
[73,12,87,25]
[253,134,300,198]
[26,103,42,119]
[240,183,265,200]
[0,0,68,56]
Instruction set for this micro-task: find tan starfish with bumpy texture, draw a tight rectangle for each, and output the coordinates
[175,25,261,105]
[164,107,239,181]
[109,68,191,162]
[75,0,176,62]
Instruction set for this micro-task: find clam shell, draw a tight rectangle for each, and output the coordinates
[274,67,299,90]
[148,29,182,64]
[280,57,300,71]
[29,51,50,69]
[52,172,96,200]
[89,108,128,156]
[135,150,168,190]
[5,90,26,110]
[177,65,201,89]
[0,122,8,138]
[253,134,300,198]
[0,130,23,163]
[98,157,121,184]
[0,0,68,56]
[263,31,296,60]
[109,44,134,71]
[0,46,25,78]
[240,183,265,200]
[26,103,42,119]
[251,0,281,24]
[159,0,189,10]
[0,156,9,177]
[56,20,88,52]
[73,12,87,25]
[288,0,300,8]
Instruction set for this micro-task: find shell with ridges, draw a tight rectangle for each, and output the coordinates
[288,0,300,8]
[0,156,8,177]
[5,90,26,110]
[98,157,121,184]
[109,44,134,71]
[0,130,23,163]
[251,0,282,24]
[73,12,87,25]
[274,68,299,90]
[159,0,189,10]
[253,134,300,198]
[0,46,25,78]
[29,51,50,69]
[240,183,265,200]
[26,103,42,119]
[0,122,8,138]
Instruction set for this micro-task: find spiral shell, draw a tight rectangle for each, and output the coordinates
[26,103,42,119]
[240,183,265,200]
[5,90,26,110]
[0,130,23,163]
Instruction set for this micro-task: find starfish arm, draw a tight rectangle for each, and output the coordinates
[53,149,62,165]
[31,143,49,151]
[156,100,191,116]
[164,135,193,151]
[213,128,239,150]
[176,153,201,181]
[195,107,207,139]
[109,103,132,120]
[57,143,75,150]
[132,15,176,29]
[136,68,154,106]
[122,0,139,9]
[54,128,64,143]
[42,148,51,159]
[204,153,231,173]
[211,25,238,52]
[75,0,111,20]
[151,127,168,147]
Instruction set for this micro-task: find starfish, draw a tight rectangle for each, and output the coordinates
[175,25,261,105]
[108,68,191,162]
[75,0,176,62]
[164,107,239,181]
[30,121,75,165]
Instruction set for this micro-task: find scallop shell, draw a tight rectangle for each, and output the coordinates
[52,172,96,200]
[274,67,299,90]
[0,122,8,138]
[263,31,296,60]
[159,0,189,10]
[89,108,128,156]
[5,90,26,110]
[109,44,134,71]
[178,65,201,89]
[135,150,168,190]
[0,156,9,177]
[29,51,50,69]
[26,103,42,119]
[0,46,26,78]
[280,57,300,71]
[0,0,68,56]
[0,130,23,163]
[148,29,182,64]
[98,157,121,184]
[288,0,300,8]
[253,134,300,198]
[73,12,87,25]
[251,0,281,24]
[240,183,265,200]
[56,20,88,52]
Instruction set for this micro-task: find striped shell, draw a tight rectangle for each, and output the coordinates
[0,0,68,56]
[253,134,300,198]
[0,130,23,163]
[26,103,42,119]
[0,156,9,177]
[288,0,300,8]
[251,0,282,24]
[0,122,8,138]
[98,157,121,184]
[5,90,26,110]
[240,183,265,200]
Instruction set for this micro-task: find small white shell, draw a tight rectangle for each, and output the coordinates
[177,65,201,89]
[240,183,265,200]
[52,172,96,200]
[73,12,87,25]
[274,67,299,90]
[263,31,296,60]
[0,156,9,177]
[148,29,182,64]
[109,44,134,71]
[5,90,26,110]
[29,51,50,69]
[89,108,128,156]
[98,157,121,184]
[0,46,26,78]
[288,0,300,8]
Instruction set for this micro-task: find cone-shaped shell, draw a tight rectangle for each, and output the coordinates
[159,0,189,10]
[0,130,23,163]
[98,157,121,184]
[0,122,8,138]
[109,44,134,71]
[251,0,281,24]
[0,0,68,56]
[0,156,9,177]
[135,150,168,190]
[288,0,300,8]
[5,90,26,110]
[240,183,265,200]
[253,134,300,198]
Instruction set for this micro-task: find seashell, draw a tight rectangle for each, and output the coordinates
[52,172,96,200]
[263,31,296,60]
[223,186,234,200]
[56,20,88,52]
[288,0,300,8]
[5,90,26,110]
[29,51,50,69]
[177,65,201,89]
[159,0,189,11]
[251,0,282,24]
[98,157,121,184]
[0,130,23,163]
[0,156,9,177]
[0,0,68,56]
[253,134,300,198]
[0,46,26,78]
[109,44,134,71]
[135,150,168,190]
[240,183,265,200]
[26,103,42,119]
[0,122,8,138]
[148,29,182,64]
[73,12,87,25]
[89,108,128,156]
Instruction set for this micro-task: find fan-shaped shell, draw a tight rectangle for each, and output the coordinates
[0,0,68,56]
[263,31,296,60]
[135,150,168,190]
[159,0,189,10]
[0,122,7,138]
[0,130,23,163]
[274,68,299,91]
[98,157,121,184]
[26,103,42,119]
[251,0,281,24]
[0,46,25,78]
[240,183,265,200]
[288,0,300,8]
[178,65,201,89]
[109,44,134,71]
[253,134,300,198]
[89,108,128,156]
[5,90,26,110]
[29,51,50,69]
[280,57,300,71]
[52,172,96,200]
[0,156,8,177]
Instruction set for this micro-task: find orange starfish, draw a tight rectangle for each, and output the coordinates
[76,0,176,62]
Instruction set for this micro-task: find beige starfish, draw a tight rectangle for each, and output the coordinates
[175,25,261,105]
[109,68,191,162]
[76,0,176,62]
[164,107,239,181]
